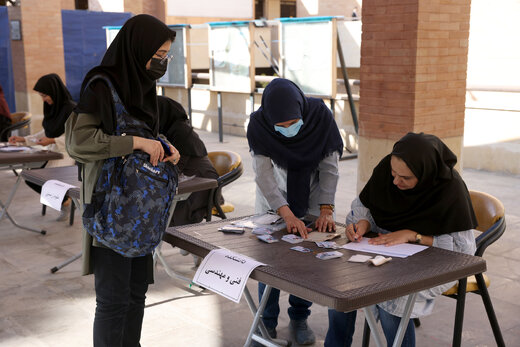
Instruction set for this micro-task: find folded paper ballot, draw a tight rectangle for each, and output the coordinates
[369,255,392,266]
[347,254,392,266]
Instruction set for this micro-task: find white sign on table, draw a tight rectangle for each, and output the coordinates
[41,179,78,211]
[193,248,265,303]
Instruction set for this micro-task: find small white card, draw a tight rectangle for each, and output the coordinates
[315,241,339,249]
[290,246,312,253]
[282,234,304,244]
[257,234,278,243]
[316,251,344,260]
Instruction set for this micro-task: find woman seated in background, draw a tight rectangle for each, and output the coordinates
[9,73,76,220]
[325,132,477,347]
[157,95,219,225]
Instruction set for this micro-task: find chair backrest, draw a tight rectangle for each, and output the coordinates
[208,150,242,177]
[11,111,31,124]
[469,190,506,257]
[0,112,31,139]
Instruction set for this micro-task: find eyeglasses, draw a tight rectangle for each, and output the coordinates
[155,53,174,65]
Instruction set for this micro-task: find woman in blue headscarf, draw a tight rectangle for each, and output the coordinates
[246,78,343,345]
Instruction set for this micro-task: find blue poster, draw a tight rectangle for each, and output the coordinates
[62,10,131,101]
[0,6,16,112]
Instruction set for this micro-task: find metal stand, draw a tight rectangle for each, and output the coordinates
[49,196,82,273]
[363,292,418,347]
[243,285,289,347]
[217,91,224,143]
[0,175,46,234]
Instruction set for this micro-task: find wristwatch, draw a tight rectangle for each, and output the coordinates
[320,204,335,212]
[415,233,423,244]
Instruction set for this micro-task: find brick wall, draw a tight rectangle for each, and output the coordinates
[20,0,69,115]
[358,0,471,141]
[125,0,165,21]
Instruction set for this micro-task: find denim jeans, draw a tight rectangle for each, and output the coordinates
[92,246,151,347]
[324,309,357,347]
[258,282,312,329]
[377,306,416,347]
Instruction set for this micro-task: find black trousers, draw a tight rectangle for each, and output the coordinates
[92,246,152,347]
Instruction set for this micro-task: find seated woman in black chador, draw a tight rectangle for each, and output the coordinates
[157,95,219,225]
[325,132,477,347]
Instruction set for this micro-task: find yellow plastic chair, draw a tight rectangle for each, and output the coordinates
[206,150,243,221]
[440,190,506,347]
[362,190,506,347]
[0,111,31,140]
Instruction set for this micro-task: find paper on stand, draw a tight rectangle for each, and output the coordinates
[40,179,78,211]
[193,248,265,303]
[342,238,427,258]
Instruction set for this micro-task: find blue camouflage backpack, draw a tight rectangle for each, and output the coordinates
[82,75,178,257]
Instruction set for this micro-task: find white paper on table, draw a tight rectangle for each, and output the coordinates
[0,145,31,152]
[193,248,265,303]
[40,179,78,211]
[341,238,427,258]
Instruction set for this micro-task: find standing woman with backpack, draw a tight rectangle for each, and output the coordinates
[65,15,179,347]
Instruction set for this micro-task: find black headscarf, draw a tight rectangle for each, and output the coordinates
[75,14,175,136]
[247,78,343,217]
[157,96,207,157]
[359,132,477,236]
[33,73,75,138]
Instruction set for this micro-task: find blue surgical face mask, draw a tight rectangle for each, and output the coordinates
[274,119,304,137]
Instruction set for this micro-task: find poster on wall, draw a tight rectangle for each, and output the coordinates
[209,22,254,93]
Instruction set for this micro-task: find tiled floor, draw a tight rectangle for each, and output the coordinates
[1,130,519,347]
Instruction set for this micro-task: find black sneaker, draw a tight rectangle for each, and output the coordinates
[289,319,315,345]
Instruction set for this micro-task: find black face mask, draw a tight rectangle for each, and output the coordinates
[146,58,167,80]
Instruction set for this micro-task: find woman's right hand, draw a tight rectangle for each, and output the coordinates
[133,137,164,166]
[278,205,311,239]
[8,136,25,144]
[345,219,370,242]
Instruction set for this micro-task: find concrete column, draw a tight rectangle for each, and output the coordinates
[357,0,471,192]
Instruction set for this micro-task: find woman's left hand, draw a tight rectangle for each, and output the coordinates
[315,209,336,233]
[162,144,181,165]
[368,229,415,246]
[37,136,55,146]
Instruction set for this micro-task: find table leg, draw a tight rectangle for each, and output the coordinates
[153,242,195,284]
[392,292,417,347]
[0,175,46,234]
[49,196,82,273]
[153,194,204,284]
[51,252,82,273]
[363,306,386,347]
[363,292,418,347]
[243,285,289,347]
